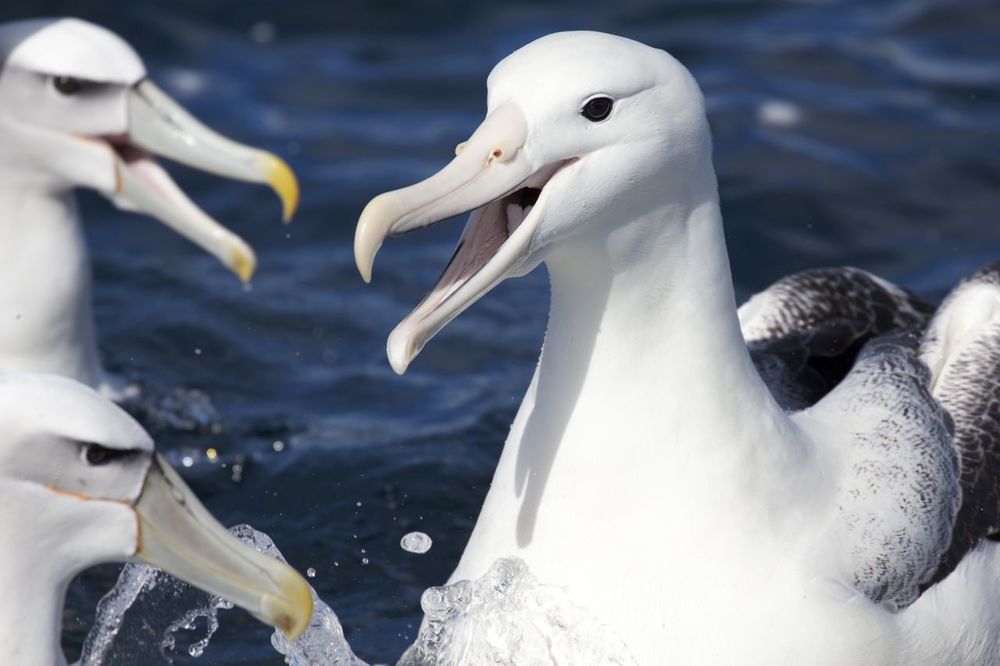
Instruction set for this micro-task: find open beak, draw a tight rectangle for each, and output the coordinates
[134,455,313,640]
[105,79,299,282]
[355,102,572,373]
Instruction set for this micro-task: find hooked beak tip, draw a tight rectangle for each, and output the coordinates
[355,193,400,283]
[231,246,258,283]
[357,256,373,284]
[266,571,314,641]
[263,154,299,223]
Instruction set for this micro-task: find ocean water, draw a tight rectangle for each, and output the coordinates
[1,0,998,663]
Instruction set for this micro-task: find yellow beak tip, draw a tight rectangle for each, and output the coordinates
[272,574,314,642]
[265,156,300,224]
[232,250,257,284]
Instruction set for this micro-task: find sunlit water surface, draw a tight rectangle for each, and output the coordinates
[0,0,997,663]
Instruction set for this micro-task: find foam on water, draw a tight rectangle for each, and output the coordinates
[398,557,637,666]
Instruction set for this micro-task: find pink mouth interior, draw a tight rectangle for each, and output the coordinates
[103,134,188,203]
[409,161,568,319]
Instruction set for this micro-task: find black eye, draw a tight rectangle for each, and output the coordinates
[53,76,83,95]
[581,96,614,122]
[83,443,133,466]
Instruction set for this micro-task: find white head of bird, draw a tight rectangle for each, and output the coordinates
[0,18,298,394]
[0,373,312,665]
[355,31,715,374]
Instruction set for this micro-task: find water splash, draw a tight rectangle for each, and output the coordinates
[398,557,637,666]
[80,524,363,666]
[400,532,432,555]
[80,530,631,665]
[78,558,232,664]
[230,525,365,666]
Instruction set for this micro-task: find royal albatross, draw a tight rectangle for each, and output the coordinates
[0,18,298,397]
[356,31,1000,664]
[0,373,312,664]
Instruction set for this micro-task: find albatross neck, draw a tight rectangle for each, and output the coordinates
[0,183,103,388]
[452,161,814,591]
[0,534,71,665]
[538,180,801,484]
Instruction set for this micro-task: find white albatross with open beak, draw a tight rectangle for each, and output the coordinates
[0,373,312,664]
[0,18,298,397]
[358,31,1000,665]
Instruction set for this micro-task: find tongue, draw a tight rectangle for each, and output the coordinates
[506,204,532,236]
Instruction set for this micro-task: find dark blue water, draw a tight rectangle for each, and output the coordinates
[2,0,999,663]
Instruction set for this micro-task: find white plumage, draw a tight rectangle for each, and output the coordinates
[0,18,297,397]
[357,31,1000,664]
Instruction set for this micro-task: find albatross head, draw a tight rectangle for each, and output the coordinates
[0,18,299,282]
[354,31,711,372]
[0,374,313,641]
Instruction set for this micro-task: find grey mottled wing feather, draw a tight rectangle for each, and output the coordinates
[920,262,1000,589]
[799,330,959,610]
[750,264,1000,606]
[739,268,935,410]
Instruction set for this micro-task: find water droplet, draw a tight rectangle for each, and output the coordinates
[193,348,202,356]
[757,99,802,128]
[249,20,276,44]
[355,501,362,507]
[181,456,194,468]
[361,557,369,566]
[272,440,285,452]
[306,567,316,578]
[400,531,433,554]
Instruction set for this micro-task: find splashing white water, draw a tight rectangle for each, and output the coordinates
[399,557,637,666]
[80,524,362,665]
[78,557,233,664]
[80,528,631,665]
[229,525,365,666]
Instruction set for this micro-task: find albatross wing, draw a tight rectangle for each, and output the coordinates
[920,263,1000,589]
[739,267,935,409]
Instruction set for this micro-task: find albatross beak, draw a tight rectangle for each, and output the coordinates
[356,102,570,373]
[111,79,299,282]
[133,455,313,641]
[354,102,530,283]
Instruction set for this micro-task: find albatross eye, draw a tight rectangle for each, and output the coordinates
[581,96,614,122]
[83,442,132,466]
[53,76,83,95]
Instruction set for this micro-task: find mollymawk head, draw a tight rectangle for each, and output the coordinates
[360,32,1000,664]
[356,31,708,374]
[0,373,312,665]
[0,18,298,394]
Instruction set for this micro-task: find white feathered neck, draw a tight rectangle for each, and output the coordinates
[449,149,842,663]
